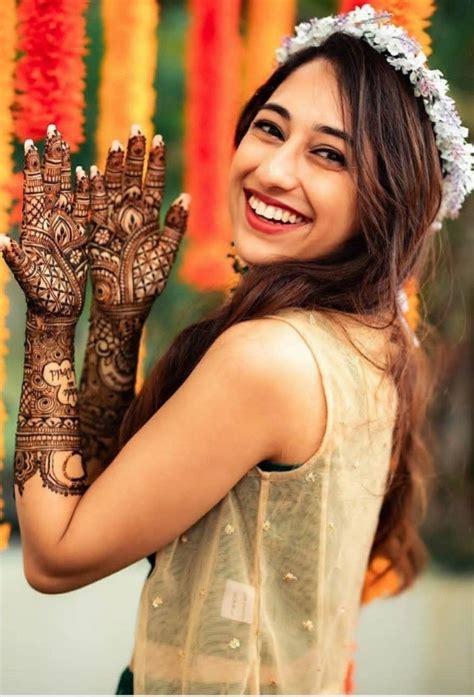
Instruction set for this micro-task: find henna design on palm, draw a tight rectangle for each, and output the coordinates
[88,127,189,313]
[2,125,90,320]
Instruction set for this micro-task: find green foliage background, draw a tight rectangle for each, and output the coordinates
[4,0,473,571]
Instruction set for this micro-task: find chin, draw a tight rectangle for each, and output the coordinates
[232,229,284,267]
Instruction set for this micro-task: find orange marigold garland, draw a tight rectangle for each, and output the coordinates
[0,0,16,551]
[179,0,242,292]
[242,0,296,102]
[338,0,435,56]
[14,0,88,150]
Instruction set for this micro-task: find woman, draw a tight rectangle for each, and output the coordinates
[1,5,472,695]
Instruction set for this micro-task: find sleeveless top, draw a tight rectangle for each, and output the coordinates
[131,307,398,694]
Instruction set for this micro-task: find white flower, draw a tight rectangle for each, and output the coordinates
[275,3,474,222]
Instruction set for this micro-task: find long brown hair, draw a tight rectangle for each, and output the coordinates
[119,32,443,594]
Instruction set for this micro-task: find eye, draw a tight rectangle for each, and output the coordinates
[252,119,283,139]
[312,148,346,166]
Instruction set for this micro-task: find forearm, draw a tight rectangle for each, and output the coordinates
[78,301,148,481]
[14,310,88,577]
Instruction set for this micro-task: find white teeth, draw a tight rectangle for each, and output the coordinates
[248,194,305,224]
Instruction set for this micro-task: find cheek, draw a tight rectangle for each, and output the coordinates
[313,175,357,227]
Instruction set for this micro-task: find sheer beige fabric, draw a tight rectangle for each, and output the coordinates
[131,308,398,694]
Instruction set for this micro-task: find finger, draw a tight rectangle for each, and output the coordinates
[123,124,146,194]
[0,235,38,289]
[105,140,124,199]
[72,166,91,228]
[42,124,63,211]
[57,140,74,212]
[143,134,165,216]
[22,139,44,229]
[158,193,190,256]
[90,166,108,224]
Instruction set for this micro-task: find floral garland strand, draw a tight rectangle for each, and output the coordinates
[14,0,88,150]
[242,0,296,102]
[178,0,242,292]
[339,0,436,55]
[96,0,159,392]
[0,0,16,551]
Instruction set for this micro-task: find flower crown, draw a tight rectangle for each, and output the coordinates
[275,3,474,224]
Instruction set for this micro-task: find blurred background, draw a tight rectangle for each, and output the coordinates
[0,0,473,694]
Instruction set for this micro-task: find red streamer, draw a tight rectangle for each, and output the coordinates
[179,0,242,291]
[14,0,88,151]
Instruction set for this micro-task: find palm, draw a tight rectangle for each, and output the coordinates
[88,132,188,311]
[3,130,89,319]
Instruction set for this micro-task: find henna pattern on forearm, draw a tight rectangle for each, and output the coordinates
[79,303,149,475]
[15,312,87,498]
[1,126,91,499]
[78,128,189,476]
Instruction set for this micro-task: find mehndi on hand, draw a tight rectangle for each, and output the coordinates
[88,124,190,321]
[0,125,90,322]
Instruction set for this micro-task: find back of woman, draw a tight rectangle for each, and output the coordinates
[131,307,397,694]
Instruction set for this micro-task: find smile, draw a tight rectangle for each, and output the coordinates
[243,190,312,235]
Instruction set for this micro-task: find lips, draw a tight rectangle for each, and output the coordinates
[244,187,312,222]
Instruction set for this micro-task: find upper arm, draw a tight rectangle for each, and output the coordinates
[35,318,323,593]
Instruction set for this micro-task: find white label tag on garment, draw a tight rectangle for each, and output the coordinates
[221,579,255,624]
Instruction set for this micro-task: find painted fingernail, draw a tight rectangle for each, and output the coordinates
[176,193,191,210]
[90,165,100,178]
[24,139,35,154]
[110,139,124,151]
[0,234,12,250]
[47,123,59,137]
[152,134,164,148]
[130,124,143,136]
[76,166,86,179]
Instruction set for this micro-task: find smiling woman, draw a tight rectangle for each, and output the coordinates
[1,4,473,696]
[229,59,359,261]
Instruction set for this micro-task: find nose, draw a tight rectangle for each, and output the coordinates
[255,141,299,192]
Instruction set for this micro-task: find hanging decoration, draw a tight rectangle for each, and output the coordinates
[0,0,16,551]
[338,0,435,55]
[96,0,160,391]
[179,0,242,292]
[242,0,296,102]
[14,0,88,149]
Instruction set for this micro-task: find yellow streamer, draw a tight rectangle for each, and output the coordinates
[242,0,296,102]
[97,0,160,391]
[0,0,16,550]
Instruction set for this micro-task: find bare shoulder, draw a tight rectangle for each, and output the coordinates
[207,316,327,463]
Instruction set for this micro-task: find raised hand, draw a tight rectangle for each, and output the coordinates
[88,125,189,318]
[0,125,90,322]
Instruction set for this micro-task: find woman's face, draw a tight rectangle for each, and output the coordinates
[228,58,359,265]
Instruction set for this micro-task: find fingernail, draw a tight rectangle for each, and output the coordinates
[76,166,86,179]
[47,124,58,137]
[176,193,191,210]
[90,165,100,178]
[24,139,35,154]
[152,134,164,148]
[0,234,12,250]
[130,124,143,136]
[111,139,124,151]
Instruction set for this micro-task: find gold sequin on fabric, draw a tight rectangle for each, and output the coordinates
[305,470,316,482]
[283,572,298,582]
[152,596,163,608]
[262,520,271,531]
[302,619,314,631]
[228,638,240,649]
[180,534,188,544]
[224,523,235,535]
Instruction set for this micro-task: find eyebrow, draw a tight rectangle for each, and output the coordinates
[258,102,353,147]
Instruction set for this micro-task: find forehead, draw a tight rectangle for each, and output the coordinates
[268,59,347,130]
